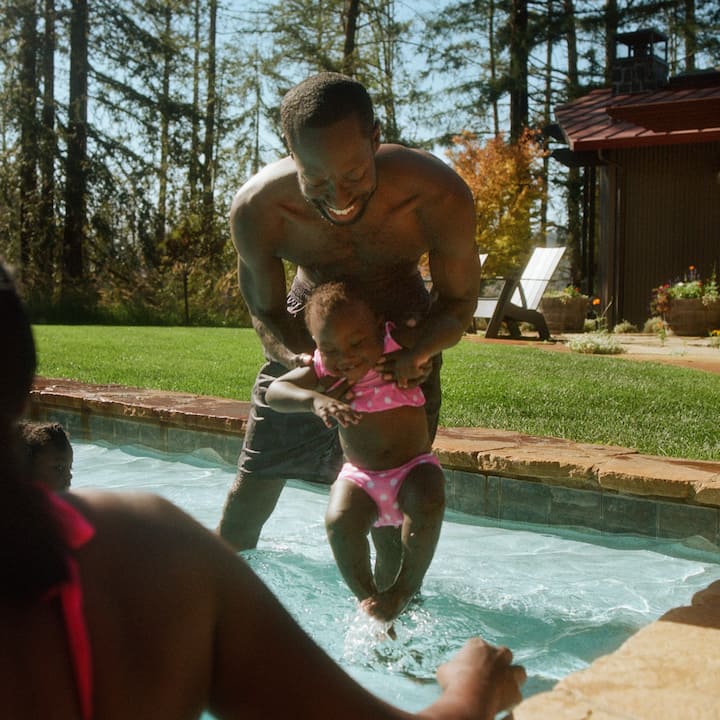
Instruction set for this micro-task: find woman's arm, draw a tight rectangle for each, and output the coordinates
[194,499,525,720]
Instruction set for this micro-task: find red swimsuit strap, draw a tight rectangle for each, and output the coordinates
[46,493,95,720]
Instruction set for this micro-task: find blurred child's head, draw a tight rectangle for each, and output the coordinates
[305,281,384,381]
[18,421,73,492]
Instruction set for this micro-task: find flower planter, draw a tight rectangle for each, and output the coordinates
[666,298,720,336]
[539,296,589,334]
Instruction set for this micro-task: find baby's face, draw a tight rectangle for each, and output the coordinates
[311,301,384,381]
[33,446,73,492]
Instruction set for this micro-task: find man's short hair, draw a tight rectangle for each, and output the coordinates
[280,73,375,150]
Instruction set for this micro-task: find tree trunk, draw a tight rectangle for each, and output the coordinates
[563,0,582,285]
[38,0,57,293]
[540,0,554,233]
[487,0,500,135]
[509,0,528,141]
[189,0,201,198]
[603,0,619,86]
[157,4,172,248]
[683,0,696,71]
[62,0,88,286]
[18,0,39,282]
[342,0,360,76]
[202,0,217,229]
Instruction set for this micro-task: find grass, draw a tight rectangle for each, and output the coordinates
[33,325,720,462]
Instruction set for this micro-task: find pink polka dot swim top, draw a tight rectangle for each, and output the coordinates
[312,322,425,412]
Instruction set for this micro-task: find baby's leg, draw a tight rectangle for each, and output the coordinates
[370,525,402,591]
[325,477,378,601]
[364,463,445,621]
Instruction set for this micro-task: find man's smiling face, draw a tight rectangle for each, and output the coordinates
[291,114,380,226]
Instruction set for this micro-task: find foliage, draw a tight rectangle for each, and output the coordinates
[446,128,547,276]
[612,320,638,334]
[584,296,610,332]
[542,285,587,304]
[33,325,720,461]
[643,316,665,334]
[567,331,626,355]
[2,1,720,325]
[650,266,720,316]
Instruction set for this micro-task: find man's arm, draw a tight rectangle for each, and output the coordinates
[231,186,315,367]
[380,161,480,386]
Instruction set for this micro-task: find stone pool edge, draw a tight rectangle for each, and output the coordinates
[28,377,720,720]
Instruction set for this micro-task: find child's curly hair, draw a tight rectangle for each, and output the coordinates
[305,280,379,331]
[17,421,72,462]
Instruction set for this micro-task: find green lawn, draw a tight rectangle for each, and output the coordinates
[33,325,720,461]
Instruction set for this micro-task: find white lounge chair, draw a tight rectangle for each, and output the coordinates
[474,246,566,340]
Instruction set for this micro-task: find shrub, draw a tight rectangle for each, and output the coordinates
[568,331,626,355]
[613,320,638,334]
[643,316,665,334]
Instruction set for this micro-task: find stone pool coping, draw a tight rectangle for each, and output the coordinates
[28,376,720,720]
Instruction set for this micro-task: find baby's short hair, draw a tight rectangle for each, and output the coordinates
[18,421,71,460]
[305,280,378,331]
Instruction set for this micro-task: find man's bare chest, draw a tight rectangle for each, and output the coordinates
[278,217,427,275]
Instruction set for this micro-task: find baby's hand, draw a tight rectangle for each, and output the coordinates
[316,376,355,404]
[312,396,361,428]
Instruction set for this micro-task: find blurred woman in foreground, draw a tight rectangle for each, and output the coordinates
[0,260,525,720]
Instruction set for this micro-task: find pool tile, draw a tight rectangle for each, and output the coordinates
[602,493,657,535]
[500,478,551,524]
[484,475,502,520]
[166,426,242,466]
[86,413,120,443]
[36,408,84,439]
[445,469,486,515]
[657,501,719,545]
[136,421,166,451]
[547,486,604,530]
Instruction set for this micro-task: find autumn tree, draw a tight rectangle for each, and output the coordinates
[447,129,547,276]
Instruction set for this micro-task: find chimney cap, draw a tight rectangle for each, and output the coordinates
[615,28,667,47]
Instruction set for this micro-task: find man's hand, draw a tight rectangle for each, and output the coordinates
[291,353,313,368]
[375,348,433,389]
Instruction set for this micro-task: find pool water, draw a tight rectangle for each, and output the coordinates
[72,441,720,714]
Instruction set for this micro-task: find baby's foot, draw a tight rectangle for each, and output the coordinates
[360,589,410,623]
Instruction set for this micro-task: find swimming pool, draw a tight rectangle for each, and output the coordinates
[72,440,720,714]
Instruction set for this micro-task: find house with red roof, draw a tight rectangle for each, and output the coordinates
[549,29,720,328]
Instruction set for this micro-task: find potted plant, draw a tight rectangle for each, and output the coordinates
[540,286,589,333]
[650,266,720,336]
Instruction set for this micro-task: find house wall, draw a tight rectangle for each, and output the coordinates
[596,141,720,328]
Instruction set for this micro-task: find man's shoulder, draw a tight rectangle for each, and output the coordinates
[376,144,470,199]
[231,156,299,214]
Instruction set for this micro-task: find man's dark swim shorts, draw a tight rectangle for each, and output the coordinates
[236,272,442,484]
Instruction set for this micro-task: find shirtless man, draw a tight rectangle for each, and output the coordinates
[218,73,480,578]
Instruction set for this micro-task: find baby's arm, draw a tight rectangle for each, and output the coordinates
[266,366,362,428]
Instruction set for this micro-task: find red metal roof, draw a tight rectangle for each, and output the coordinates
[555,82,720,151]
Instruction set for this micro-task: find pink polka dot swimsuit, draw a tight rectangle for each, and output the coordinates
[313,322,439,527]
[312,322,425,413]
